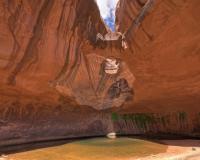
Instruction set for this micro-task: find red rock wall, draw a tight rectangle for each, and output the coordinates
[117,0,200,113]
[0,0,200,145]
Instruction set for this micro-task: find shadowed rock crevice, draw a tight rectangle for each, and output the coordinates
[52,0,107,85]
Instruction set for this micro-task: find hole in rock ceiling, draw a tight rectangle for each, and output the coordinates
[96,0,120,32]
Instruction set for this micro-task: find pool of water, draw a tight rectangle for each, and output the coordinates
[7,137,167,160]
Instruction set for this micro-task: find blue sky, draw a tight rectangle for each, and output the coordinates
[96,0,119,32]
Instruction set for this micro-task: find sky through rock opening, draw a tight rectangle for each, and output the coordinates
[96,0,120,32]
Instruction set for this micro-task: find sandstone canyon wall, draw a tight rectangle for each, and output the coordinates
[0,0,200,146]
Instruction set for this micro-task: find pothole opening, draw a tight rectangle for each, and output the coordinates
[95,0,120,32]
[95,0,154,50]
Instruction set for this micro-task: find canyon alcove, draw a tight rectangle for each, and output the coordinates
[0,0,200,154]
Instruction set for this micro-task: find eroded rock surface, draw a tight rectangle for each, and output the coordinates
[0,0,200,146]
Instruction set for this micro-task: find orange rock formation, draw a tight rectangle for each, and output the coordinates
[0,0,200,145]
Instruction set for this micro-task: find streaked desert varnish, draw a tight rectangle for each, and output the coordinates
[0,0,200,145]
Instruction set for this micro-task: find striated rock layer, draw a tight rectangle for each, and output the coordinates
[0,0,200,146]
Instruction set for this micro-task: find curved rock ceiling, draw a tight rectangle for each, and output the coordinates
[0,0,200,145]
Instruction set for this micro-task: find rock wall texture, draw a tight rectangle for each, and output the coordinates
[0,0,200,146]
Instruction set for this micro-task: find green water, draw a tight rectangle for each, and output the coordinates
[8,137,167,160]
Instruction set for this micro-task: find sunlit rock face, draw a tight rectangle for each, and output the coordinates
[0,0,200,145]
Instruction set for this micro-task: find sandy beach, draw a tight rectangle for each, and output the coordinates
[137,140,200,160]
